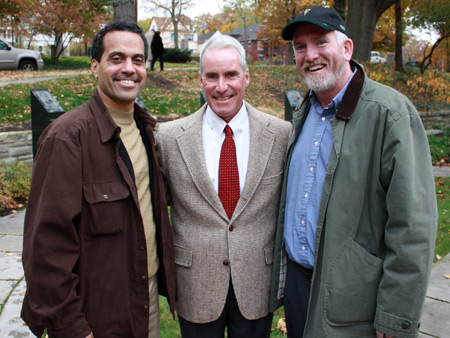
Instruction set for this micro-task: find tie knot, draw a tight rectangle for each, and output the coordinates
[225,125,233,137]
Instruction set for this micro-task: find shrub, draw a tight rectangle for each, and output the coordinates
[428,128,450,165]
[0,161,32,214]
[164,48,192,63]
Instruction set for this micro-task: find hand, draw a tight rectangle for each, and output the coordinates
[376,330,393,338]
[85,332,94,338]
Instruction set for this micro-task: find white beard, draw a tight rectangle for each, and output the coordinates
[300,57,346,93]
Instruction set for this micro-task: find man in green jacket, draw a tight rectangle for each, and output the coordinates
[270,6,438,338]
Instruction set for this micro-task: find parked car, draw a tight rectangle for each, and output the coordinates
[0,39,44,71]
[406,61,421,68]
[370,51,386,64]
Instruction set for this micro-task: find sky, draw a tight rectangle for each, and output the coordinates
[138,0,225,21]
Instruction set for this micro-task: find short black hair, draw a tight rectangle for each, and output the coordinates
[91,21,148,62]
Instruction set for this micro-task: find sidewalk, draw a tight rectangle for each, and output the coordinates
[1,204,450,337]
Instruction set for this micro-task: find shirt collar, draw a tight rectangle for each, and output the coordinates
[204,102,248,137]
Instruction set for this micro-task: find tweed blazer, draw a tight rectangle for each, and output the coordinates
[156,102,291,323]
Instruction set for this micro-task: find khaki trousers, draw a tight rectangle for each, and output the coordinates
[148,275,160,338]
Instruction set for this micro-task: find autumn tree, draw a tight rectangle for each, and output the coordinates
[227,0,331,63]
[144,0,192,48]
[113,0,137,23]
[21,0,111,64]
[192,13,215,34]
[0,0,22,44]
[345,0,396,62]
[410,0,450,73]
[205,8,238,35]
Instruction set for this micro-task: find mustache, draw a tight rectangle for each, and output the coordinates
[113,76,141,82]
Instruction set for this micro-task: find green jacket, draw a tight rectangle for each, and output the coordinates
[269,61,438,338]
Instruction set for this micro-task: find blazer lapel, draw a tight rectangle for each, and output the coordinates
[176,109,229,220]
[231,103,276,221]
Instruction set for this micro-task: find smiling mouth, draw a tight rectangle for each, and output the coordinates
[216,96,232,101]
[114,77,140,84]
[308,65,325,72]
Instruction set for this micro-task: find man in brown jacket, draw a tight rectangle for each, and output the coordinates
[21,21,175,338]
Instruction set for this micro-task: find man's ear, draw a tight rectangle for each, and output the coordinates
[343,38,353,62]
[91,59,99,79]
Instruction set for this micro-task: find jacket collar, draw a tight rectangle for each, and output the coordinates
[89,89,156,143]
[335,60,365,120]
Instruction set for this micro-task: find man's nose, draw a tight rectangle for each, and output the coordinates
[304,46,319,62]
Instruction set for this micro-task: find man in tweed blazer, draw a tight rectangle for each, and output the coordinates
[156,33,291,338]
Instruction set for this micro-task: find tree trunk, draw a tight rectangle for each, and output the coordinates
[334,0,347,22]
[394,0,405,72]
[446,35,450,72]
[173,20,179,49]
[347,0,395,62]
[113,0,137,23]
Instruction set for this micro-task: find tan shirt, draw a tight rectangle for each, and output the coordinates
[108,105,159,278]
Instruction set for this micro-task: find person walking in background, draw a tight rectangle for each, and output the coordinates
[151,31,164,71]
[270,6,438,338]
[156,33,291,338]
[145,28,155,70]
[21,21,175,338]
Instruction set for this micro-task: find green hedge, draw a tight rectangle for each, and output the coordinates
[164,48,192,63]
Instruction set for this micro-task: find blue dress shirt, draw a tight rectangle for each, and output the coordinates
[284,74,355,269]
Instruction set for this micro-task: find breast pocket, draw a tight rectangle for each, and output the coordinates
[83,180,131,237]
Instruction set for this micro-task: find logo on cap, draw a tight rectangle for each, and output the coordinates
[303,9,311,15]
[340,25,346,31]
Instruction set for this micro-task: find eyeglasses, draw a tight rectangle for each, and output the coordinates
[201,72,246,85]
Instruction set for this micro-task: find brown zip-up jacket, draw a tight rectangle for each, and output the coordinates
[21,90,176,338]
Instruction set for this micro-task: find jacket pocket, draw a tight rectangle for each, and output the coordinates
[260,171,283,187]
[83,180,130,237]
[264,242,275,265]
[174,245,193,268]
[324,238,383,326]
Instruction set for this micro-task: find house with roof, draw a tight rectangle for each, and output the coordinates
[197,24,290,63]
[148,16,198,52]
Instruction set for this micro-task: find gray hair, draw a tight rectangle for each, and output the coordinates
[200,32,247,74]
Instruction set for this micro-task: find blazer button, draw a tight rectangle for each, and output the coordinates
[229,225,234,231]
[223,260,229,266]
[141,275,147,281]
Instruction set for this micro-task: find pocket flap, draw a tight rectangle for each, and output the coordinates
[174,245,193,267]
[83,181,130,204]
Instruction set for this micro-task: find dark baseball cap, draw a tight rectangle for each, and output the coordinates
[281,6,349,40]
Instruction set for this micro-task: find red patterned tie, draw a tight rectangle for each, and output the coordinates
[218,125,240,220]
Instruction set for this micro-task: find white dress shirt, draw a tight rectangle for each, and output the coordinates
[202,103,250,194]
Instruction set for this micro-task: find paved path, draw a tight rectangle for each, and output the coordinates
[1,205,450,337]
[0,70,91,87]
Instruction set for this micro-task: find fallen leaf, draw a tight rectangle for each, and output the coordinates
[19,291,25,296]
[277,317,287,334]
[436,254,442,261]
[444,274,450,279]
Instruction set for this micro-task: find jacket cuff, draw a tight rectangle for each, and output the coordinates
[374,308,420,337]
